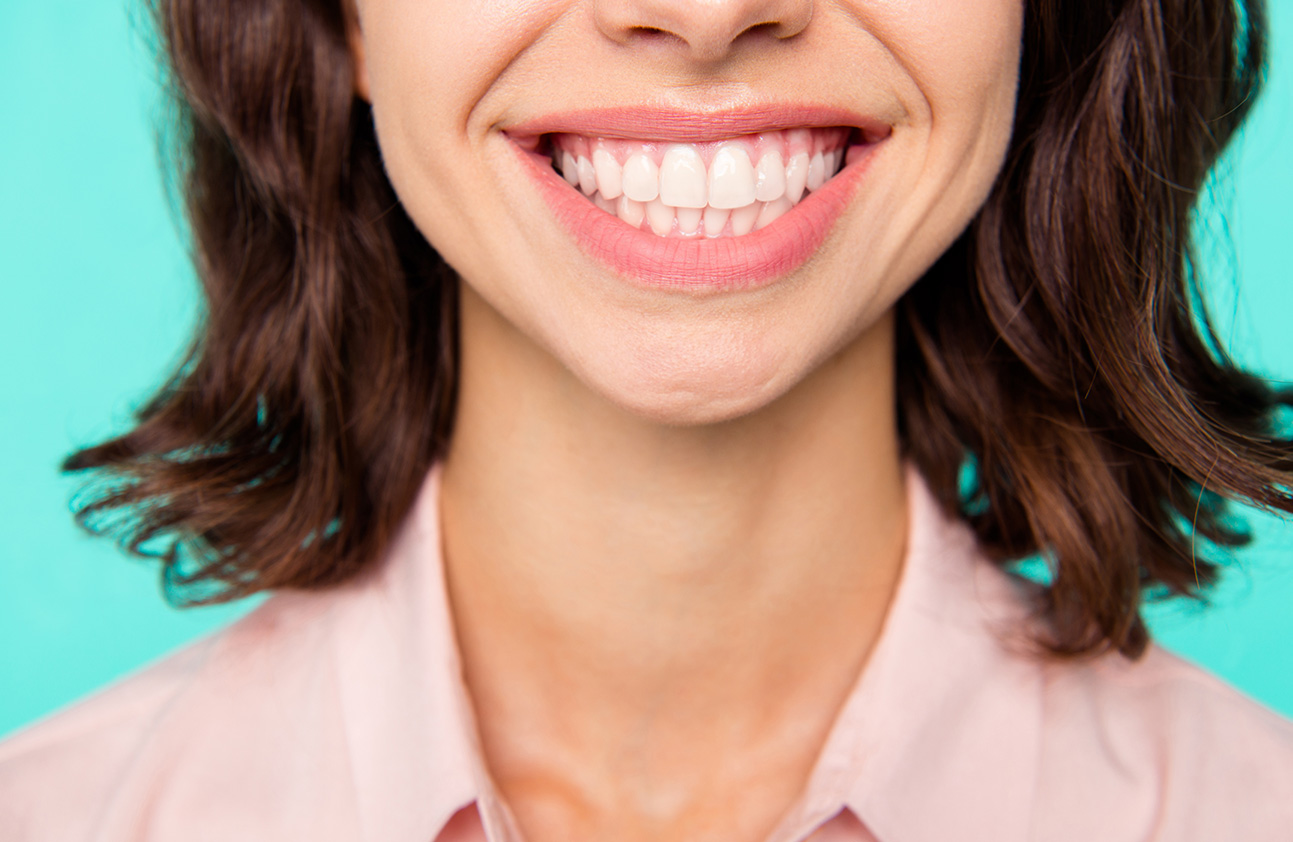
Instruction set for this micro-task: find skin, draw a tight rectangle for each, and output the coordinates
[346,1,1023,840]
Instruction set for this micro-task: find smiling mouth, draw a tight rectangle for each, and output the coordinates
[506,107,888,290]
[540,127,864,238]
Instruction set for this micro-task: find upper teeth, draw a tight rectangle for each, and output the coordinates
[552,128,851,238]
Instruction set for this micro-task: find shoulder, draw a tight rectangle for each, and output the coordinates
[0,637,216,841]
[1031,640,1293,839]
[0,593,354,842]
[857,478,1293,841]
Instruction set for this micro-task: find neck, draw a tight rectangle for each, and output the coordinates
[440,285,907,821]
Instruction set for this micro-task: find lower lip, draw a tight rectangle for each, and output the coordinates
[510,138,877,293]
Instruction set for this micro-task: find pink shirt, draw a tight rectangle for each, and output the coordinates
[3,467,1292,841]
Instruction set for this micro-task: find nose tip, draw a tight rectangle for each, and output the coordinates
[594,0,812,64]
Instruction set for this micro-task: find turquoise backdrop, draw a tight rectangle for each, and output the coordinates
[1,2,1291,737]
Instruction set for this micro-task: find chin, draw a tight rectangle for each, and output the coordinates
[573,344,800,428]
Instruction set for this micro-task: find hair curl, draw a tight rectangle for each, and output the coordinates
[67,0,1292,658]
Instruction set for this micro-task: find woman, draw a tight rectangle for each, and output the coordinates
[2,0,1291,839]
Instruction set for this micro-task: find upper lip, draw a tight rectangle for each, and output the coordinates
[505,105,892,145]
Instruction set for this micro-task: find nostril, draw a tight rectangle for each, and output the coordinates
[593,0,813,61]
[629,20,785,54]
[626,26,681,47]
[743,21,782,38]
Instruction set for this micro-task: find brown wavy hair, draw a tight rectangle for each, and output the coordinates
[67,0,1292,657]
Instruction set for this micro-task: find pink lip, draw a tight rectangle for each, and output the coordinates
[507,106,886,293]
[508,105,891,145]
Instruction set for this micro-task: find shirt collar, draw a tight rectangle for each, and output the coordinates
[324,464,489,842]
[335,464,1045,842]
[824,467,1043,842]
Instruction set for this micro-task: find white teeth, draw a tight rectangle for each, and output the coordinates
[703,206,731,238]
[707,145,757,209]
[617,195,646,228]
[785,152,809,203]
[660,145,708,209]
[755,196,793,230]
[806,152,827,192]
[561,151,580,188]
[622,153,660,203]
[555,127,856,238]
[646,198,674,236]
[676,206,702,235]
[754,151,786,203]
[729,202,761,237]
[593,148,623,200]
[577,156,597,196]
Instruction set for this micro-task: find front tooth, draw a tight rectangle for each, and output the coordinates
[755,196,793,230]
[593,148,623,200]
[806,152,827,192]
[785,152,809,202]
[755,151,786,202]
[729,203,761,237]
[593,193,616,214]
[703,206,731,238]
[617,195,646,228]
[660,145,707,209]
[646,198,674,236]
[707,145,757,209]
[622,153,660,203]
[561,151,580,187]
[577,156,598,196]
[676,206,702,235]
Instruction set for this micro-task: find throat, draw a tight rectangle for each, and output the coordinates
[439,293,908,839]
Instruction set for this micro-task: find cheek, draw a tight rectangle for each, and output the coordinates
[865,0,1025,82]
[359,0,565,171]
[360,0,558,102]
[846,0,1024,286]
[357,0,576,267]
[874,0,1025,137]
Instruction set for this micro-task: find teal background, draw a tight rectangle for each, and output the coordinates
[1,2,1291,737]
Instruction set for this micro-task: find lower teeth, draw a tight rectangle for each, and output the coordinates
[561,165,843,239]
